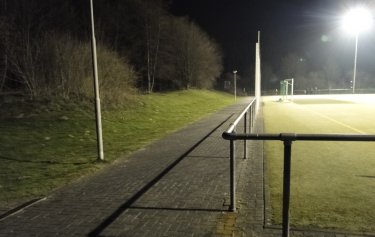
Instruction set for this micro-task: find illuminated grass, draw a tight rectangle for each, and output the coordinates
[263,96,375,232]
[0,90,234,212]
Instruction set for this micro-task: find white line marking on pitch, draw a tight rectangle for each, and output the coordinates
[293,103,366,134]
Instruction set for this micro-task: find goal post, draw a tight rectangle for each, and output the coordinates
[280,78,294,101]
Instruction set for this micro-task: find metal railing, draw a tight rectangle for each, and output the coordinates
[222,104,375,237]
[222,98,257,213]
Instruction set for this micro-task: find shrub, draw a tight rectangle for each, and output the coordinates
[39,33,138,108]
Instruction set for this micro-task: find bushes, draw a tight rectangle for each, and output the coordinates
[157,17,223,90]
[1,0,224,101]
[5,32,137,108]
[41,33,137,107]
[95,44,138,107]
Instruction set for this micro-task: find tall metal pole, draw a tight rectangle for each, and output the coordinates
[255,31,261,113]
[90,0,104,161]
[352,33,359,94]
[233,70,237,101]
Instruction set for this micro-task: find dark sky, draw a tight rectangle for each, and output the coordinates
[170,0,375,82]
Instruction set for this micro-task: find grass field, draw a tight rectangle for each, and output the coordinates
[0,90,234,213]
[263,94,375,233]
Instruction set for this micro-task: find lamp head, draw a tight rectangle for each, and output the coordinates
[342,6,373,35]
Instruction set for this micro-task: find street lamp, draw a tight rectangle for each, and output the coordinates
[90,0,104,160]
[342,6,373,93]
[233,70,237,101]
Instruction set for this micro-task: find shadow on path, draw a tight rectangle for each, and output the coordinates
[129,206,224,213]
[88,114,234,237]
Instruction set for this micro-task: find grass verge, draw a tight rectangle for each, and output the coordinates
[263,97,375,233]
[0,90,234,212]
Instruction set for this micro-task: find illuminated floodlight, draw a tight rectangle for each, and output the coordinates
[342,6,373,93]
[342,7,373,35]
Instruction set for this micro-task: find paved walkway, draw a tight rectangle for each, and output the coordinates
[0,98,374,237]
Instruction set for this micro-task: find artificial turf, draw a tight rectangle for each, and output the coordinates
[263,96,375,233]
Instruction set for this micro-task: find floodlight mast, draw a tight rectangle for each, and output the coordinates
[352,34,359,94]
[342,6,373,94]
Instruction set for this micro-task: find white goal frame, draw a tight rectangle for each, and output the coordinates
[283,78,294,101]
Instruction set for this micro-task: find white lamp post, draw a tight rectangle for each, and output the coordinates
[90,0,104,160]
[342,7,373,93]
[233,70,237,101]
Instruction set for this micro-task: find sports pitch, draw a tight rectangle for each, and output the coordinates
[263,94,375,233]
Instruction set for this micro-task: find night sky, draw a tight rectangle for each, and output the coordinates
[171,0,375,85]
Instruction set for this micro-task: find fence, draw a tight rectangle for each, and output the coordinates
[262,88,375,96]
[222,98,257,213]
[222,101,375,237]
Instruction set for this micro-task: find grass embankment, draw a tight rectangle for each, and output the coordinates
[0,90,234,212]
[263,97,375,233]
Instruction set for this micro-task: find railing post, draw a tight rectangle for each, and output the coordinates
[230,139,236,211]
[282,140,293,237]
[244,112,247,159]
[248,106,253,133]
[249,106,252,132]
[251,104,254,130]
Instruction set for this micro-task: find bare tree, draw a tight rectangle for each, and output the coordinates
[0,0,8,92]
[157,17,222,90]
[141,0,165,93]
[0,0,48,97]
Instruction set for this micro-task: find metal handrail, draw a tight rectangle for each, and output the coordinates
[226,98,256,133]
[223,128,375,237]
[221,98,257,213]
[222,132,375,141]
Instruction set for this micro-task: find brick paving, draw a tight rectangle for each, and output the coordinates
[0,98,374,237]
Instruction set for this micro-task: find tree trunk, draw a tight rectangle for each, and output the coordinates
[150,20,160,92]
[0,0,7,92]
[146,24,151,93]
[0,55,7,92]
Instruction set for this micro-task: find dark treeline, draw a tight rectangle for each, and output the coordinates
[0,0,223,106]
[262,53,375,92]
[262,47,375,92]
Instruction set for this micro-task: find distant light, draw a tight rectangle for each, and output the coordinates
[342,7,373,35]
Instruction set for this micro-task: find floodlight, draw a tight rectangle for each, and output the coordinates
[342,7,373,35]
[342,6,373,93]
